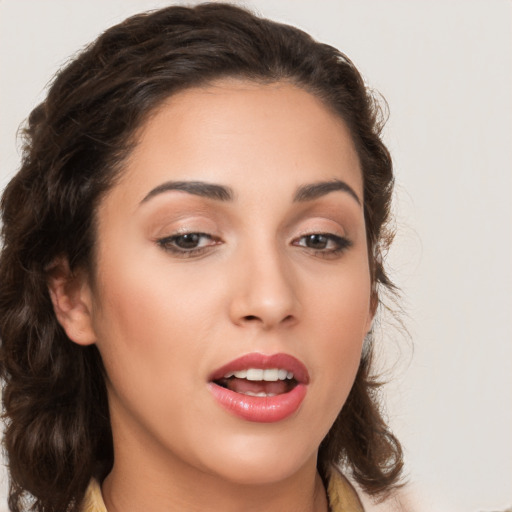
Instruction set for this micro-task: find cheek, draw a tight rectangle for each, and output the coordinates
[90,249,228,379]
[88,260,220,440]
[307,257,372,339]
[313,293,368,381]
[303,264,371,410]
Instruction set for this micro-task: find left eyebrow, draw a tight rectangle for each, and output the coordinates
[293,179,361,205]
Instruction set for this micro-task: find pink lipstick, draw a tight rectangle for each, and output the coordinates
[208,353,309,423]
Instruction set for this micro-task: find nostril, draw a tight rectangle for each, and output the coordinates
[241,314,295,325]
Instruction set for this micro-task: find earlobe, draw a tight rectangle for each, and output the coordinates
[47,259,97,346]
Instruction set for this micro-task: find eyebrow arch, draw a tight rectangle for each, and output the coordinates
[141,180,234,204]
[293,179,361,205]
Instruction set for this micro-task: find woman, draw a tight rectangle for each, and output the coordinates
[0,4,402,511]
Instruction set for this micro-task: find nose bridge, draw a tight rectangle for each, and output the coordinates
[229,236,299,328]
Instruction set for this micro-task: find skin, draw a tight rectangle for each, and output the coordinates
[50,80,373,512]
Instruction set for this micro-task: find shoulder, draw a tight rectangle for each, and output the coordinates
[327,466,365,512]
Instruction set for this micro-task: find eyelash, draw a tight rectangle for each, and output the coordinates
[292,233,352,258]
[156,232,352,258]
[157,233,220,258]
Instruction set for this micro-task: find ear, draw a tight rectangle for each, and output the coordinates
[47,259,97,346]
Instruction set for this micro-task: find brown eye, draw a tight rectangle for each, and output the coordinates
[304,234,329,249]
[293,233,352,255]
[157,232,219,256]
[173,233,203,249]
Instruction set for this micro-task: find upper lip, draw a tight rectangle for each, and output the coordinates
[209,353,310,384]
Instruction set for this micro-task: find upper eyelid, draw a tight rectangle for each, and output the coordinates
[292,226,344,235]
[147,208,350,235]
[289,226,347,242]
[151,220,219,239]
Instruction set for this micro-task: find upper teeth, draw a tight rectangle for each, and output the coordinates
[223,368,294,381]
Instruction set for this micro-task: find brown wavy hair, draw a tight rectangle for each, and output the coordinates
[0,3,402,511]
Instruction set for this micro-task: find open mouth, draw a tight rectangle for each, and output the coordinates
[214,368,298,397]
[208,353,309,422]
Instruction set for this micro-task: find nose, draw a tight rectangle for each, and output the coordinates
[228,245,300,330]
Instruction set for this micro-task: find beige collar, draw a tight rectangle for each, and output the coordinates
[327,467,365,512]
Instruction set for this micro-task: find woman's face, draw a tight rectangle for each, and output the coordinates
[78,80,372,484]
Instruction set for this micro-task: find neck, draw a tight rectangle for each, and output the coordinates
[102,443,329,512]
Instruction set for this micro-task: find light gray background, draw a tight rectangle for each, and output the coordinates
[1,1,511,511]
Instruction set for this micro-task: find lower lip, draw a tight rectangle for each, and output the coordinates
[208,382,307,423]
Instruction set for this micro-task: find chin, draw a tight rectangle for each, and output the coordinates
[211,458,311,487]
[194,430,319,486]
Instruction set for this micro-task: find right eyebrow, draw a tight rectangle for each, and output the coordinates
[140,180,234,204]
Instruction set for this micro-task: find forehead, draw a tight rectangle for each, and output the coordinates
[115,79,363,204]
